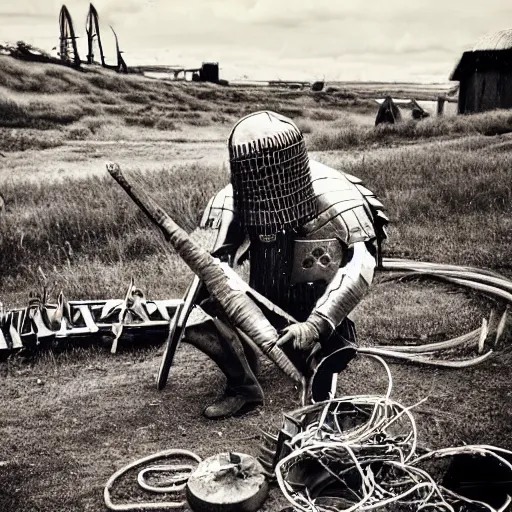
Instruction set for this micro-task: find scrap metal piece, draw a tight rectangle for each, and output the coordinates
[0,328,7,350]
[478,318,488,354]
[6,313,23,349]
[86,5,101,64]
[186,453,268,512]
[258,429,278,445]
[496,306,509,345]
[411,99,430,120]
[291,238,343,285]
[86,3,127,72]
[259,444,276,457]
[111,26,128,73]
[375,96,402,125]
[156,301,185,391]
[86,3,105,66]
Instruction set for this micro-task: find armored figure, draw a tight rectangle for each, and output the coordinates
[184,111,388,419]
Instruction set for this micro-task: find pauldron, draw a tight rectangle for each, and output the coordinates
[301,160,387,246]
[199,185,235,253]
[200,185,234,230]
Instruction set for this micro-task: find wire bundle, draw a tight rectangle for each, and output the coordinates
[275,356,512,512]
[358,259,512,368]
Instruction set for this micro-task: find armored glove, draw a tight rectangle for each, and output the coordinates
[277,313,332,352]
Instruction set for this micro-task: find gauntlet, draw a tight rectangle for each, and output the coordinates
[309,242,376,330]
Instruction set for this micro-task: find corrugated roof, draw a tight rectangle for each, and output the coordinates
[473,29,512,51]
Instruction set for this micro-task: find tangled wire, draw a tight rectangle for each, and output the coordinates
[274,356,512,512]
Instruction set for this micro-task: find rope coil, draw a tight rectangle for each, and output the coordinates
[104,449,202,511]
[274,356,512,512]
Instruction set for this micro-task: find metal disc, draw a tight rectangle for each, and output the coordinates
[186,452,268,512]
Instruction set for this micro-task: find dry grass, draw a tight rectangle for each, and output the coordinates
[2,130,510,305]
[325,144,512,270]
[0,56,512,512]
[311,109,512,150]
[0,128,64,151]
[0,55,381,152]
[0,165,225,296]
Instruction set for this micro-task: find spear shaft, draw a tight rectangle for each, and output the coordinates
[107,163,303,384]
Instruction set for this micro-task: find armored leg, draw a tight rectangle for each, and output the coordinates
[184,319,263,419]
[310,317,358,402]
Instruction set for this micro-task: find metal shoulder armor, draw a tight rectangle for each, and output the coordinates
[302,160,389,247]
[199,184,236,252]
[200,184,234,229]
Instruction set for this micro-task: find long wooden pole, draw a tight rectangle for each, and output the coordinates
[107,163,303,384]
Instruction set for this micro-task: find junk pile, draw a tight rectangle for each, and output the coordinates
[375,97,431,125]
[266,356,512,511]
[104,356,512,511]
[2,256,509,371]
[0,279,182,356]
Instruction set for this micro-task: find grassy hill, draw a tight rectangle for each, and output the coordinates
[2,55,512,154]
[1,55,512,512]
[0,56,378,151]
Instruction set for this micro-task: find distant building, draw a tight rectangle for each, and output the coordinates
[199,62,219,83]
[451,29,512,114]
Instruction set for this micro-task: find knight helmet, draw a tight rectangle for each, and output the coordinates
[228,111,317,236]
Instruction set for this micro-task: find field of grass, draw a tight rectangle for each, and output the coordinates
[1,140,511,304]
[0,56,511,512]
[0,56,380,152]
[310,109,512,150]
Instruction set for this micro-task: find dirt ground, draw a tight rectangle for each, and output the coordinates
[1,82,512,511]
[1,283,511,511]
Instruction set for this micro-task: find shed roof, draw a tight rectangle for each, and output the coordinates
[473,29,512,51]
[450,29,512,81]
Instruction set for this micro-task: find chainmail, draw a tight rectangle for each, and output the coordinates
[228,114,317,235]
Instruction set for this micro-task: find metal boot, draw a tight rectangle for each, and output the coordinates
[184,319,264,419]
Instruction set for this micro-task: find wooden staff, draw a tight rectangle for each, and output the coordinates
[107,163,303,385]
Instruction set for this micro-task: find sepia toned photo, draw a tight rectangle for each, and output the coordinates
[1,1,511,511]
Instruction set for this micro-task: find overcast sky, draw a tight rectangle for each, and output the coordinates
[1,1,511,82]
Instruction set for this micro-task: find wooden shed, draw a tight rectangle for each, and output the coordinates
[450,29,512,114]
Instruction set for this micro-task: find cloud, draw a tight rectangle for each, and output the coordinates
[93,0,146,19]
[2,0,512,81]
[0,12,53,19]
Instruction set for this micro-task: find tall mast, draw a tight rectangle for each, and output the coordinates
[59,5,81,68]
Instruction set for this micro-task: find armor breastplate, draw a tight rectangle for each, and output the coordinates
[291,238,343,285]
